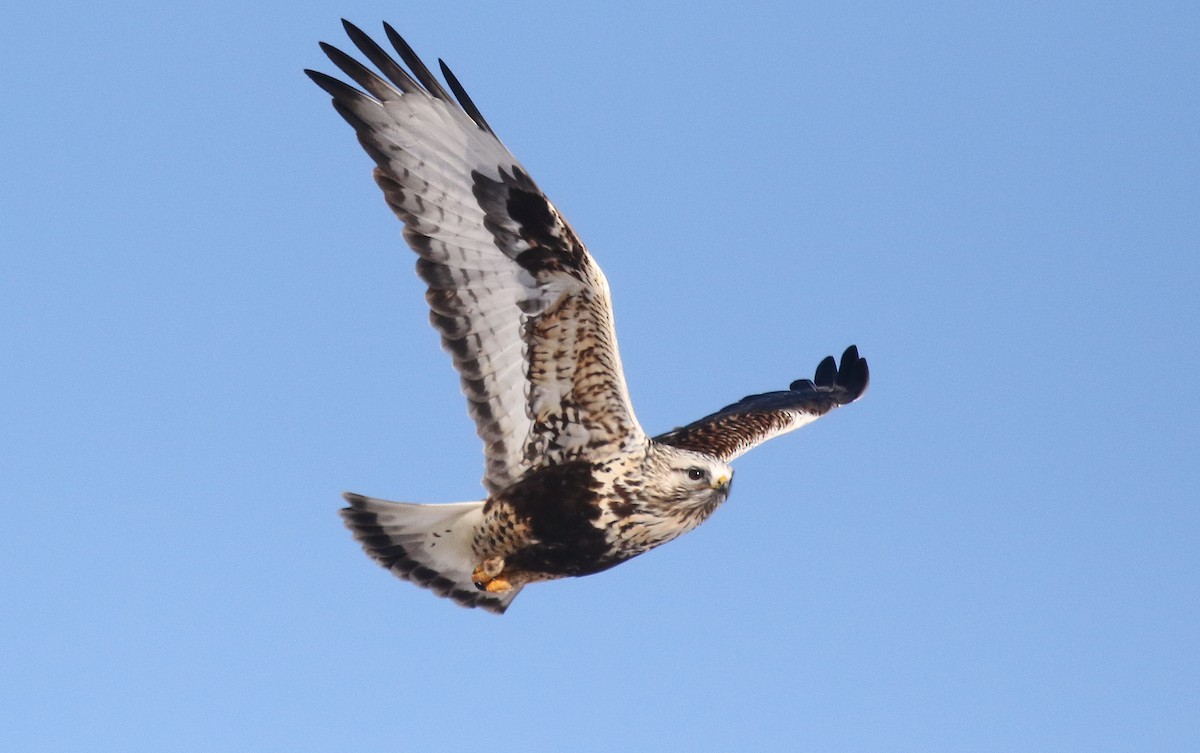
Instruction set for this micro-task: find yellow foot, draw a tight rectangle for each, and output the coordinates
[472,557,511,592]
[481,577,513,593]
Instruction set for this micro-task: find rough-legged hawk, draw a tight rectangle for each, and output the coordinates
[307,21,869,614]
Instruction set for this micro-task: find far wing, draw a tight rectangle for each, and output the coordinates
[654,346,868,462]
[308,21,646,493]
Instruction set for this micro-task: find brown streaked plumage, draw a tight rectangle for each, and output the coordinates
[308,21,869,614]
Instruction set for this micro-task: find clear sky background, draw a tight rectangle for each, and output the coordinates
[3,2,1197,751]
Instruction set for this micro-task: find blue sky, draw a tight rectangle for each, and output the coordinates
[3,1,1197,751]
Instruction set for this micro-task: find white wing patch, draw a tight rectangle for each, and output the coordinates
[309,22,646,493]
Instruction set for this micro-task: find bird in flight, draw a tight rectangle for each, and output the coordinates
[307,20,869,613]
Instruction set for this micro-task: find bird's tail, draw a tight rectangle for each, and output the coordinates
[339,492,521,614]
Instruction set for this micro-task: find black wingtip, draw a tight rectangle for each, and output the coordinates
[838,345,869,401]
[791,346,868,403]
[382,22,453,101]
[339,17,360,35]
[439,58,495,135]
[306,68,359,100]
[813,355,838,387]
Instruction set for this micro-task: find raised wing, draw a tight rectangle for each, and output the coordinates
[307,21,645,493]
[654,346,868,462]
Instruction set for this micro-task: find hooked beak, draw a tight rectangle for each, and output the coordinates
[713,473,731,491]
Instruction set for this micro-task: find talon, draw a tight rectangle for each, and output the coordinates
[472,556,506,591]
[482,576,513,593]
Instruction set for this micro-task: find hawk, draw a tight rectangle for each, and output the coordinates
[308,20,869,614]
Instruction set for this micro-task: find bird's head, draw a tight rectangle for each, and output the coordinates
[643,443,734,516]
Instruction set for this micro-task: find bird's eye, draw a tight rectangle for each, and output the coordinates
[686,467,707,482]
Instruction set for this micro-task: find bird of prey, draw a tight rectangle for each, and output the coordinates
[307,20,869,614]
